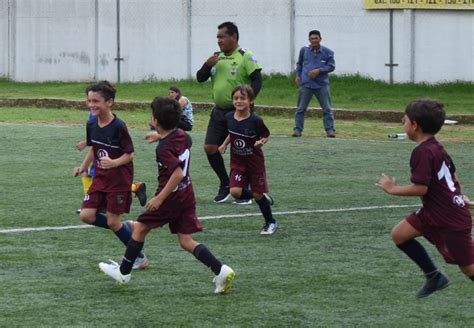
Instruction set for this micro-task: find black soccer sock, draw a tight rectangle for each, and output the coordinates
[120,238,144,275]
[256,196,276,224]
[207,152,229,187]
[193,244,222,275]
[92,213,109,229]
[114,223,132,246]
[121,221,145,259]
[469,276,474,281]
[397,239,438,277]
[239,188,253,200]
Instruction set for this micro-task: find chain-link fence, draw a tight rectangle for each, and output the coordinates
[1,0,473,83]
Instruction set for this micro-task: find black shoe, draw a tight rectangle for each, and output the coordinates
[233,198,253,205]
[292,130,302,137]
[214,185,230,203]
[416,272,449,298]
[326,130,336,138]
[134,182,147,207]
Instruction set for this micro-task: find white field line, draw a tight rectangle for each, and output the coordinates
[0,204,418,234]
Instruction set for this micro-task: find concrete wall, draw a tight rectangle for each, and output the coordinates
[0,0,473,83]
[0,1,10,78]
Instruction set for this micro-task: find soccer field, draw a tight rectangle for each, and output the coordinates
[1,122,474,326]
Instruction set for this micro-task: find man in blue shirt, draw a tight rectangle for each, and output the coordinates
[293,30,336,138]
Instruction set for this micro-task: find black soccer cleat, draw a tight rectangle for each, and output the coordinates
[134,182,147,207]
[214,185,230,203]
[416,272,449,298]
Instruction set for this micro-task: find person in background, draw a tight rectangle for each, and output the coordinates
[293,30,336,138]
[145,86,194,143]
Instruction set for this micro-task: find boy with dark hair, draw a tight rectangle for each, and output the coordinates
[73,80,148,270]
[75,110,148,211]
[376,98,474,298]
[99,97,235,294]
[218,85,278,235]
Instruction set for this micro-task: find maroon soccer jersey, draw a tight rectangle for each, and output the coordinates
[410,137,471,231]
[225,111,270,172]
[154,129,195,208]
[86,114,134,192]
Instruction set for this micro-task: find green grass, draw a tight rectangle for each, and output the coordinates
[2,106,474,143]
[1,113,474,326]
[1,74,474,113]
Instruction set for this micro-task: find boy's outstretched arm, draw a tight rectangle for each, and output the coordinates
[146,166,184,211]
[376,173,428,196]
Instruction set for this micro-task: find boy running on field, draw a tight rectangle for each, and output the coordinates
[218,85,279,235]
[99,96,235,294]
[75,111,148,211]
[376,98,474,298]
[73,81,148,270]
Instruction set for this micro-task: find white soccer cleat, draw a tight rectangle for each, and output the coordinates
[132,255,150,270]
[260,222,279,235]
[213,264,235,294]
[99,260,131,285]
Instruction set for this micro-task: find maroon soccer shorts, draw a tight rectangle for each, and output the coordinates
[137,204,203,235]
[82,190,132,215]
[406,211,474,266]
[229,168,268,195]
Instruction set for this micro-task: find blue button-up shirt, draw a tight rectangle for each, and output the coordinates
[295,45,335,89]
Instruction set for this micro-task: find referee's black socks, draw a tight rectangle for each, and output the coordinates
[207,152,229,187]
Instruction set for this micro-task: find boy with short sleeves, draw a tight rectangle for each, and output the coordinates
[73,81,148,270]
[219,85,278,235]
[376,98,474,298]
[99,97,235,294]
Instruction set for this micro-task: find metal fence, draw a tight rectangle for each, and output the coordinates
[1,0,472,83]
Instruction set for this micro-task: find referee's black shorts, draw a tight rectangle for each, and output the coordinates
[204,106,234,146]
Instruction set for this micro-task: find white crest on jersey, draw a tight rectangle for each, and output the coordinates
[233,138,246,150]
[96,149,109,168]
[97,149,109,159]
[453,195,466,207]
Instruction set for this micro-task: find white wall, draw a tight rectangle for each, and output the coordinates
[0,0,473,83]
[0,1,8,79]
[12,0,97,81]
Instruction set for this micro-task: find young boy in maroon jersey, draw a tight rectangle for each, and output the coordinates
[73,81,148,270]
[99,97,235,294]
[218,85,278,235]
[376,98,474,298]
